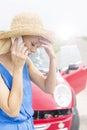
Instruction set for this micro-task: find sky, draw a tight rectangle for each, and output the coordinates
[0,0,87,40]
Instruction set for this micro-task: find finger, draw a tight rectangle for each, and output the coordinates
[21,46,28,54]
[38,36,52,42]
[41,44,49,49]
[24,50,29,57]
[39,38,53,45]
[39,39,49,45]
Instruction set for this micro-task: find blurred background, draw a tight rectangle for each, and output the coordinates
[0,0,87,38]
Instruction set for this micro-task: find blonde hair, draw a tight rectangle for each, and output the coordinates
[0,38,11,55]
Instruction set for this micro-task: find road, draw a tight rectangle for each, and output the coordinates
[77,86,87,130]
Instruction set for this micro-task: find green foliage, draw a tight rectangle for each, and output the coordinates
[53,40,60,53]
[53,44,60,53]
[81,37,87,41]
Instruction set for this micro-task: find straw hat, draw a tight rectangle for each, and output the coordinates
[0,12,54,42]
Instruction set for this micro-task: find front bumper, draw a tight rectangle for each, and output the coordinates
[34,113,73,130]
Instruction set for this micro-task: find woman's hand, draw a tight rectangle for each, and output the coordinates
[10,38,29,68]
[39,38,56,60]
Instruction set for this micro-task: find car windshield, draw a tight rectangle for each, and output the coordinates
[29,45,82,72]
[29,48,49,73]
[57,44,82,70]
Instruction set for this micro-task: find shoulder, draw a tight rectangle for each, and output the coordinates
[0,74,9,109]
[0,74,9,94]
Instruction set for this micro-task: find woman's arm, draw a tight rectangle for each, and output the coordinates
[0,38,28,117]
[27,39,57,94]
[27,57,56,94]
[0,67,23,117]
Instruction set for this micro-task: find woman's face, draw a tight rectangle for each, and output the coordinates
[23,35,41,55]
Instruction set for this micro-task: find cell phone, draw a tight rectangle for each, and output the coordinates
[11,36,23,49]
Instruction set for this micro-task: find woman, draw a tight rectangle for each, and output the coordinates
[0,12,56,129]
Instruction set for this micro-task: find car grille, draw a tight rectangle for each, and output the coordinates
[33,109,72,120]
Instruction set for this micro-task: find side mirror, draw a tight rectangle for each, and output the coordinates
[65,64,79,74]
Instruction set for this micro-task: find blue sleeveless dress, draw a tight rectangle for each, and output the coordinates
[0,63,34,130]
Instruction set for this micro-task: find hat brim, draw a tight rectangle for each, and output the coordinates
[0,28,54,42]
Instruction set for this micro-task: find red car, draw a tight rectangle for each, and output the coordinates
[30,46,87,130]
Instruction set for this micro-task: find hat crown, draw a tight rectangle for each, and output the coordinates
[10,13,44,30]
[0,12,54,42]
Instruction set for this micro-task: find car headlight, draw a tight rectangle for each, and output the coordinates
[53,83,72,107]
